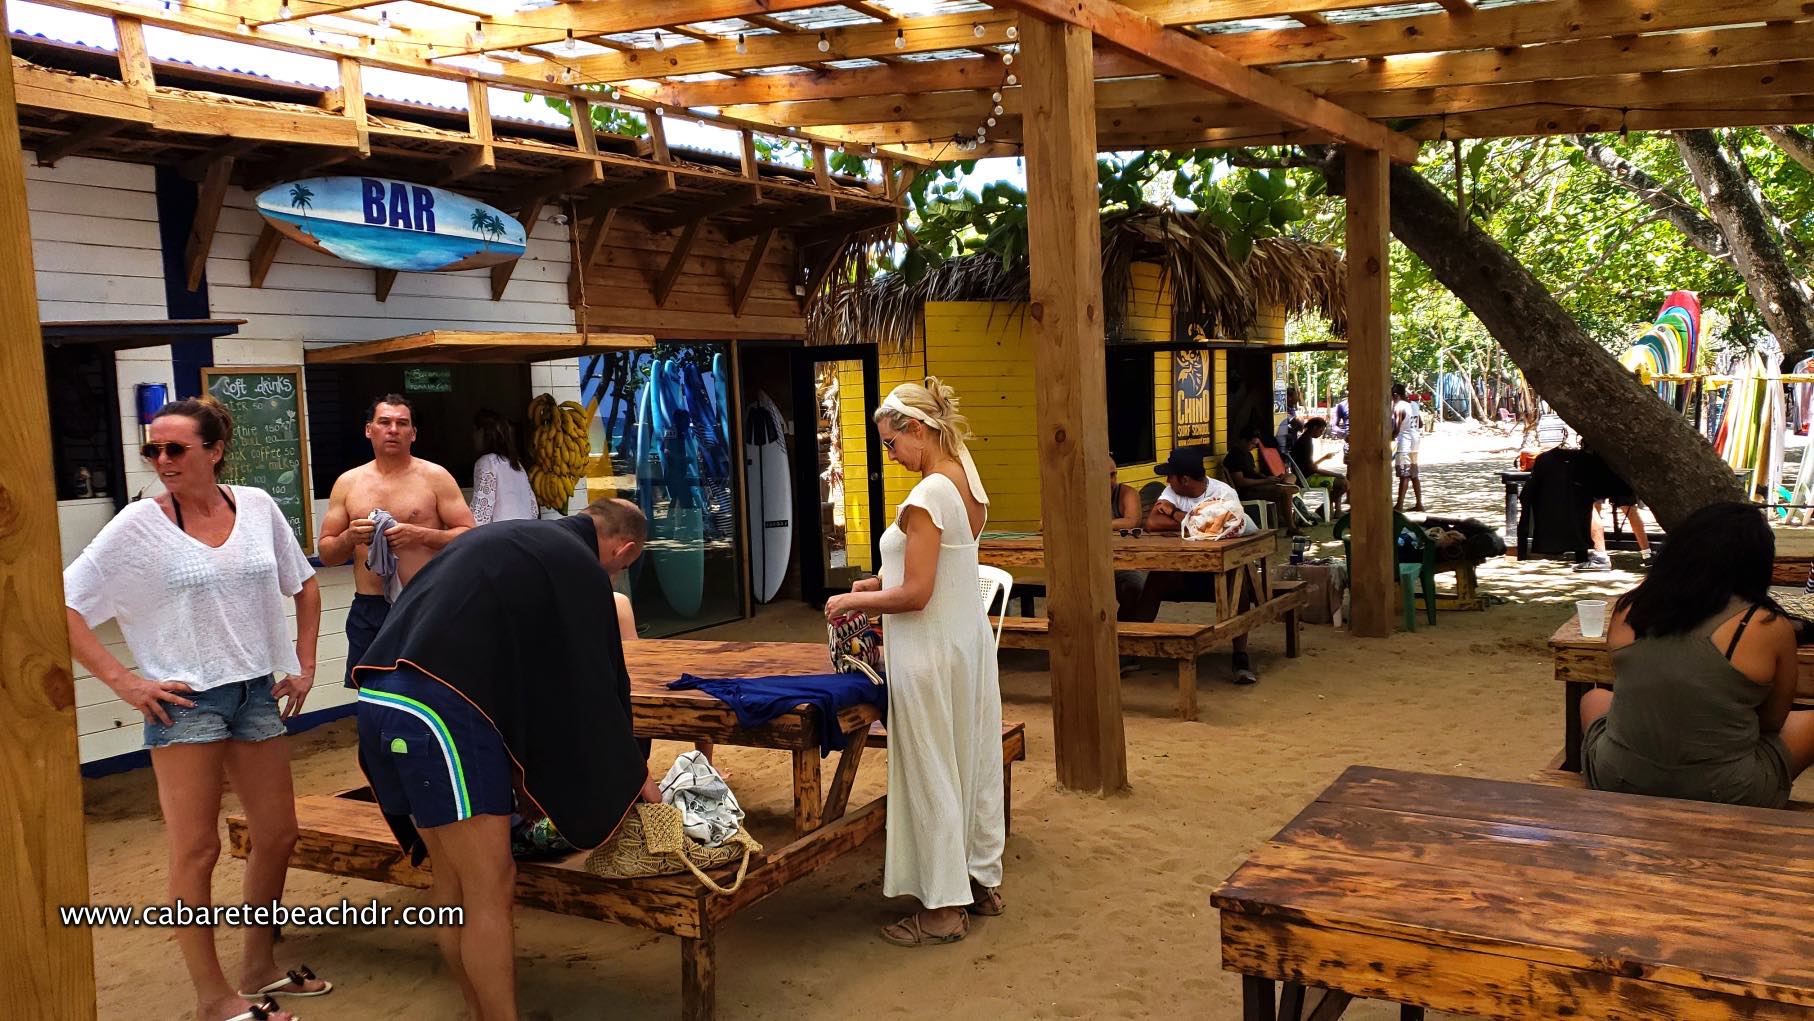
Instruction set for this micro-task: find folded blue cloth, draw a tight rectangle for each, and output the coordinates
[668,673,885,757]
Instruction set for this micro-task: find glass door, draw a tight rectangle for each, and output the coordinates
[793,345,884,607]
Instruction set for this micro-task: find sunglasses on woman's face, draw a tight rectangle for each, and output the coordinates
[881,435,898,453]
[140,440,212,461]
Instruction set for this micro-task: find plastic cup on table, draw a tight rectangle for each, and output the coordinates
[1576,599,1608,639]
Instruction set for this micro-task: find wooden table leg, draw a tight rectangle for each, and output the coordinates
[1177,654,1199,722]
[1284,603,1302,658]
[792,748,823,835]
[1242,975,1277,1021]
[1306,990,1354,1020]
[1563,680,1589,772]
[1278,982,1307,1021]
[1214,571,1236,624]
[681,930,715,1021]
[822,726,870,823]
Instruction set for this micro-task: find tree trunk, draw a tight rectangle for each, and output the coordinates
[1765,125,1814,176]
[1675,129,1814,355]
[1321,151,1743,532]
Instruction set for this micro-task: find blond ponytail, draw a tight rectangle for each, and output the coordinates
[875,376,971,462]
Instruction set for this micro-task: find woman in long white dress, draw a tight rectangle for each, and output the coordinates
[824,377,1005,946]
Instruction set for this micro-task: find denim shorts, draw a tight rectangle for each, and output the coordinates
[142,674,285,749]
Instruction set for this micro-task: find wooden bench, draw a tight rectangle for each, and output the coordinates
[1431,558,1485,611]
[1527,768,1814,812]
[994,583,1311,721]
[229,721,1028,1020]
[868,720,1027,832]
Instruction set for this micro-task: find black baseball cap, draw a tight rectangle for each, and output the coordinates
[1153,448,1206,480]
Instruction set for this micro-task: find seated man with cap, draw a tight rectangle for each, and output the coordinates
[1122,448,1261,685]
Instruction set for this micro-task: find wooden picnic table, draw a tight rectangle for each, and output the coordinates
[226,640,939,1021]
[1550,616,1814,770]
[1771,526,1814,584]
[979,530,1278,622]
[1214,765,1814,1020]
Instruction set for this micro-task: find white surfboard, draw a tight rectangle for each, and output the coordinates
[744,391,793,603]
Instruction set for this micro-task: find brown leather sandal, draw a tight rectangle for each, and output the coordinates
[879,909,969,947]
[970,887,1005,916]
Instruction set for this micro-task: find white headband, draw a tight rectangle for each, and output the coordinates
[880,393,990,505]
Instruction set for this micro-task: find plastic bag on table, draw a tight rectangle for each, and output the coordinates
[660,749,745,847]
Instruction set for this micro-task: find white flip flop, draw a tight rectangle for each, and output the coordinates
[223,997,294,1021]
[239,965,332,999]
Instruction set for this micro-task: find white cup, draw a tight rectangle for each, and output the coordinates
[1577,599,1608,639]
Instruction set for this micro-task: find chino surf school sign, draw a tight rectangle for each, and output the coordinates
[254,177,526,272]
[1174,349,1214,445]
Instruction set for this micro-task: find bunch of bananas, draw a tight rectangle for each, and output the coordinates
[527,393,591,511]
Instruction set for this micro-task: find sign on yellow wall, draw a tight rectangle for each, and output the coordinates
[1174,349,1214,445]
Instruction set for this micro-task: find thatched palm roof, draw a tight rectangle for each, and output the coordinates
[808,207,1346,353]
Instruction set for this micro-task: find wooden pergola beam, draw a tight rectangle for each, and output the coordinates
[33,118,125,165]
[722,195,831,242]
[1018,13,1126,794]
[0,3,98,1013]
[992,0,1418,162]
[437,0,833,57]
[642,184,760,232]
[649,54,1009,108]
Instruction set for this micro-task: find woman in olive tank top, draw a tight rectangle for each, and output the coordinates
[1580,502,1814,808]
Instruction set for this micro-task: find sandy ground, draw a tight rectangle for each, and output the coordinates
[81,425,1812,1020]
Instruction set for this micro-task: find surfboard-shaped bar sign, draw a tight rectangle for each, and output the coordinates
[254,177,527,272]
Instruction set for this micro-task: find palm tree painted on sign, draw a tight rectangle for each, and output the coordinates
[470,209,507,251]
[288,182,315,221]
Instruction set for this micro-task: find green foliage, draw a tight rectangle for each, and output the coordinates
[536,91,647,139]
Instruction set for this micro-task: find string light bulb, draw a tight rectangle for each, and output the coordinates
[736,33,747,54]
[817,31,830,52]
[1002,52,1013,65]
[653,30,665,51]
[236,16,249,34]
[1006,25,1018,39]
[378,10,390,32]
[972,22,985,37]
[472,20,485,47]
[991,90,1002,103]
[986,116,996,127]
[894,28,905,49]
[993,104,1004,116]
[564,28,576,52]
[1005,73,1017,85]
[561,65,575,83]
[278,0,291,18]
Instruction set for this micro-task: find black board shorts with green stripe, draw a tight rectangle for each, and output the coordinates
[356,666,513,830]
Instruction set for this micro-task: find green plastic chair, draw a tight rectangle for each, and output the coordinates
[1333,512,1438,630]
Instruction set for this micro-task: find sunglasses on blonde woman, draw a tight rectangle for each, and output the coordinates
[140,440,213,460]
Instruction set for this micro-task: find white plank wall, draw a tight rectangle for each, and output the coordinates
[25,152,175,543]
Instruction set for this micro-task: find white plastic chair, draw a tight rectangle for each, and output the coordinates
[977,565,1013,649]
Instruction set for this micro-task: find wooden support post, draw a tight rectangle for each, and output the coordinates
[184,155,234,292]
[338,57,370,157]
[653,218,703,307]
[810,141,831,190]
[489,195,545,301]
[648,112,671,163]
[1176,655,1198,722]
[680,931,715,1021]
[733,229,773,317]
[374,269,398,302]
[1344,144,1394,638]
[565,98,604,187]
[465,78,495,173]
[1020,15,1127,793]
[248,222,283,288]
[738,128,759,180]
[0,5,99,1012]
[821,725,870,821]
[114,16,153,93]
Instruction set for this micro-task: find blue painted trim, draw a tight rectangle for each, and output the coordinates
[77,701,357,778]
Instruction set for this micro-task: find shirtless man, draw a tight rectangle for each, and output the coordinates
[319,394,475,687]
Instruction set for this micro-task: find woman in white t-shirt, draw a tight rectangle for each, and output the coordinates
[469,408,538,524]
[64,399,328,1021]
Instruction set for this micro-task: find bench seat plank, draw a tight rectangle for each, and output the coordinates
[1527,768,1814,814]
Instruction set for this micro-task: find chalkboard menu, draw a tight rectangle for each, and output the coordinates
[201,366,313,552]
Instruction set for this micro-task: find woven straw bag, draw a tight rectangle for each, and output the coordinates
[584,802,761,894]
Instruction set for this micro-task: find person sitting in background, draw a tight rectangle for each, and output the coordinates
[1224,427,1301,536]
[1110,467,1147,673]
[1275,385,1304,451]
[1579,502,1814,808]
[470,407,538,525]
[1290,416,1348,515]
[1132,449,1262,684]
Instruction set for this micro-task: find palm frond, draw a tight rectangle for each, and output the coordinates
[809,206,1344,352]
